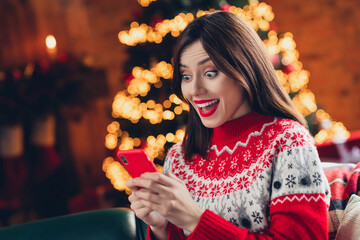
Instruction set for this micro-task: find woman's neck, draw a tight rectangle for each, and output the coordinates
[210,111,273,145]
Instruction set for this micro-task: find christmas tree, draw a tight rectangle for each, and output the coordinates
[102,0,350,193]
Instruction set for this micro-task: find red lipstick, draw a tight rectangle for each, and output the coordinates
[194,99,219,117]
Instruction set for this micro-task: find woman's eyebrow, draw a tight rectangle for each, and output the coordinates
[180,57,211,68]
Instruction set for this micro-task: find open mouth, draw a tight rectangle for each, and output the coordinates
[194,99,220,117]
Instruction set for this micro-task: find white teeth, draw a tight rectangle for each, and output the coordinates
[197,99,219,108]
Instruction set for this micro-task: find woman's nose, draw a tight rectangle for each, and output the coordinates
[189,76,206,96]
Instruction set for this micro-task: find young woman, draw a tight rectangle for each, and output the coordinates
[126,11,330,240]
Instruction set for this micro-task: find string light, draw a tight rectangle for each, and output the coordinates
[137,0,157,7]
[292,89,317,116]
[288,70,310,92]
[119,3,275,46]
[105,134,118,150]
[127,62,173,96]
[314,109,350,145]
[118,13,194,46]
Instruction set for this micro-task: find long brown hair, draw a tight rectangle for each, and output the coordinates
[172,11,307,161]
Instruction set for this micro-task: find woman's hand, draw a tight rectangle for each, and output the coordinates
[127,184,168,228]
[127,182,169,240]
[127,172,205,233]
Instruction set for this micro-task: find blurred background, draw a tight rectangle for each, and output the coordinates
[0,0,359,228]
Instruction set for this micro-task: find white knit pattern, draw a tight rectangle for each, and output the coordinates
[209,118,278,156]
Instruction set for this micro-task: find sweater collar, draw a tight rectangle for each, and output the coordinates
[211,111,273,145]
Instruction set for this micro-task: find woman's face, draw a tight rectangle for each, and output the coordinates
[180,40,251,128]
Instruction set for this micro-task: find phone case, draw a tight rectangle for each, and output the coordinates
[116,149,157,178]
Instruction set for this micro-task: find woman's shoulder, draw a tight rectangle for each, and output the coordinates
[270,117,314,147]
[163,142,184,173]
[272,117,307,132]
[165,142,185,161]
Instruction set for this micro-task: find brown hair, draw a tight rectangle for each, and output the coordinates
[172,11,307,161]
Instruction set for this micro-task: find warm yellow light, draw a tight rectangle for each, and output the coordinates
[163,110,175,120]
[180,102,190,111]
[176,129,185,141]
[133,138,141,147]
[154,81,163,88]
[174,106,183,115]
[139,102,147,111]
[173,95,182,104]
[169,94,176,103]
[102,157,114,172]
[104,160,131,192]
[46,35,57,49]
[316,109,331,121]
[130,22,139,28]
[157,134,166,146]
[163,100,172,108]
[105,134,118,150]
[147,136,156,145]
[315,129,328,145]
[279,34,296,51]
[154,103,163,112]
[147,100,156,108]
[107,121,120,134]
[156,164,163,173]
[119,3,275,47]
[166,133,175,142]
[137,0,157,7]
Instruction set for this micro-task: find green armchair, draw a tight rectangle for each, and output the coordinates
[0,208,148,240]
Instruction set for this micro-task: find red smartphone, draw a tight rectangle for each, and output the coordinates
[116,149,157,178]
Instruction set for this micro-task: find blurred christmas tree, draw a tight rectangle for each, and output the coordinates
[103,0,350,193]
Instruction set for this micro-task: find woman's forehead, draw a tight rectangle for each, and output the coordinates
[180,41,210,65]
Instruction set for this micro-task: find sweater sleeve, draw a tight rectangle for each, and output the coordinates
[147,223,187,240]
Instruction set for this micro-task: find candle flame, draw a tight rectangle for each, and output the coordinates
[46,35,57,49]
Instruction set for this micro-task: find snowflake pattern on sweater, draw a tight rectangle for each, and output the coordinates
[162,112,330,237]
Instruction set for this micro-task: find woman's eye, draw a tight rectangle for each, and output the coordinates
[205,70,217,78]
[181,74,191,81]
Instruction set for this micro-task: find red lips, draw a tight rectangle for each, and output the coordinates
[194,99,219,117]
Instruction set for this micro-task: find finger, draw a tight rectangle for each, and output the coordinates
[139,198,162,211]
[130,198,147,210]
[126,177,154,189]
[126,178,141,188]
[139,179,176,197]
[128,193,139,203]
[132,206,152,219]
[127,174,169,193]
[136,189,162,204]
[129,174,180,199]
[141,172,180,188]
[127,186,139,193]
[129,187,153,201]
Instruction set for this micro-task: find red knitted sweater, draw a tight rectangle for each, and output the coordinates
[148,111,330,240]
